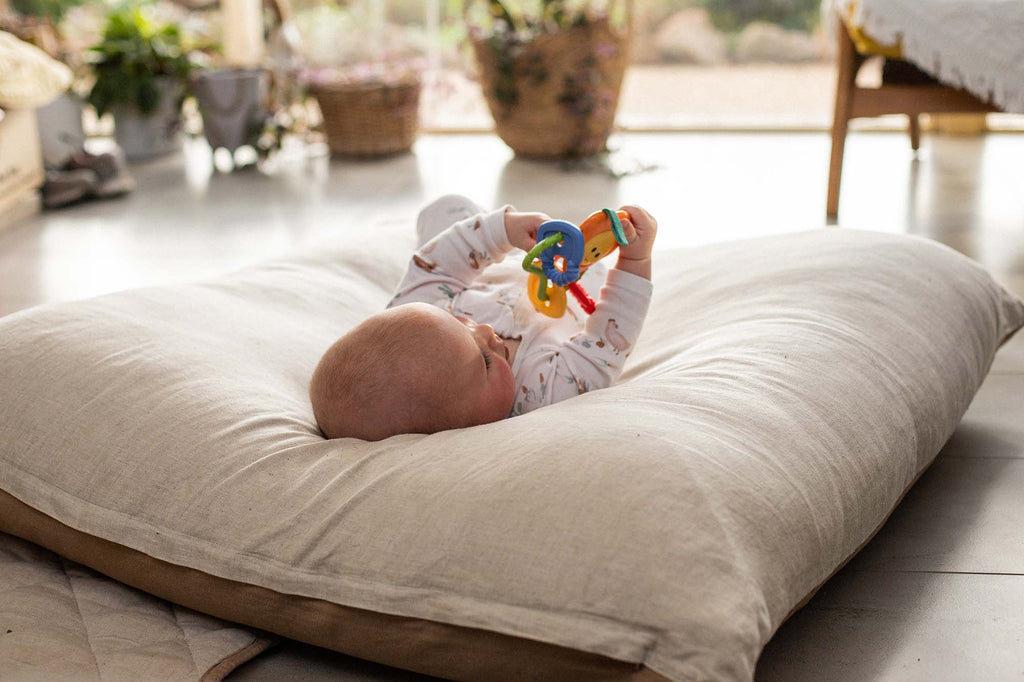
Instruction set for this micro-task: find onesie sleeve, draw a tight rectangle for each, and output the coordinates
[511,268,653,415]
[389,206,514,309]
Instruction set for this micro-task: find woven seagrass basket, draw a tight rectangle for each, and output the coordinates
[471,2,632,158]
[311,76,421,157]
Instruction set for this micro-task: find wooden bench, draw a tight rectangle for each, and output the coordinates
[827,19,999,218]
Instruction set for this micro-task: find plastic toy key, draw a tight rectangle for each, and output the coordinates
[522,209,630,318]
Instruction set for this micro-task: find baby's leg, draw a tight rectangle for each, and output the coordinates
[416,195,486,247]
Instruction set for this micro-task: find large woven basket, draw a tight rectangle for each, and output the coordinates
[472,4,632,158]
[311,77,421,157]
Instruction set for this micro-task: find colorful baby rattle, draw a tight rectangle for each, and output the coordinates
[521,208,630,318]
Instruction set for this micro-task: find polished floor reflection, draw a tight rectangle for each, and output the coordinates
[3,131,1023,314]
[2,130,1023,681]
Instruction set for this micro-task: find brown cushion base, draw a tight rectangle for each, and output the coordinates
[0,490,670,682]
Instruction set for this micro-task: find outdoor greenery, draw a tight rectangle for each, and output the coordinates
[371,0,609,28]
[86,7,195,117]
[697,0,822,32]
[465,0,820,34]
[9,0,86,23]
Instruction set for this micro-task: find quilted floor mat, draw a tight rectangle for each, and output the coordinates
[0,531,273,681]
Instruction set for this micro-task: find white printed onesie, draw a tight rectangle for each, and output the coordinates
[388,196,653,417]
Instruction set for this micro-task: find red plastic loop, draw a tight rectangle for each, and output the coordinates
[568,282,596,315]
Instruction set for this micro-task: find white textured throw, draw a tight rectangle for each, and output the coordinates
[834,0,1024,112]
[0,31,72,109]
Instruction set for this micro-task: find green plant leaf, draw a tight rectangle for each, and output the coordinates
[86,6,195,117]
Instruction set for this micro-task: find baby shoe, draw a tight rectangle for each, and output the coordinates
[41,167,100,209]
[66,146,135,198]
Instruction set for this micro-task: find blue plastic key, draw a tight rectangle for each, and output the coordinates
[535,220,585,287]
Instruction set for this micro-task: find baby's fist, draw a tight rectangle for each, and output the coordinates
[615,205,658,279]
[504,208,551,252]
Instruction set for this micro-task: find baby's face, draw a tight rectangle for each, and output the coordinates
[415,306,516,426]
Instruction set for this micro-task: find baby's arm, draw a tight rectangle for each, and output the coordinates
[390,206,548,308]
[512,270,653,414]
[511,205,658,415]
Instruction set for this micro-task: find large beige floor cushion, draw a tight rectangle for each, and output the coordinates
[1,224,1021,681]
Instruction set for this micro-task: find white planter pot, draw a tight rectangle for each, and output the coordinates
[112,78,184,162]
[36,92,86,168]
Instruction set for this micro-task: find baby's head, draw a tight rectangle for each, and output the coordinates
[310,303,516,440]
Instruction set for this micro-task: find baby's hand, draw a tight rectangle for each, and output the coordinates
[504,208,551,252]
[615,205,658,280]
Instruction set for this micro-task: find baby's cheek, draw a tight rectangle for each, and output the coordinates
[501,368,517,408]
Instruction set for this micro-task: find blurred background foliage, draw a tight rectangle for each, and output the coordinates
[292,0,821,32]
[696,0,821,32]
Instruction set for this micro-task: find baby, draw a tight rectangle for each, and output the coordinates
[310,195,657,440]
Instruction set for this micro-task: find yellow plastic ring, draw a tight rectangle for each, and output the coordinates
[527,273,567,318]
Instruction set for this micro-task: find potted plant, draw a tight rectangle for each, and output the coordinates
[86,7,195,161]
[189,0,276,165]
[295,0,423,157]
[469,0,633,158]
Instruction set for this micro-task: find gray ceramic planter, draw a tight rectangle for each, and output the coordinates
[192,68,267,153]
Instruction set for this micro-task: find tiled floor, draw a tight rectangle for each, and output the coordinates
[2,130,1023,680]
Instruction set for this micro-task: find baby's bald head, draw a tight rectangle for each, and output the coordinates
[309,303,515,441]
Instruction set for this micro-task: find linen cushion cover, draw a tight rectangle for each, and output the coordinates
[0,225,1020,681]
